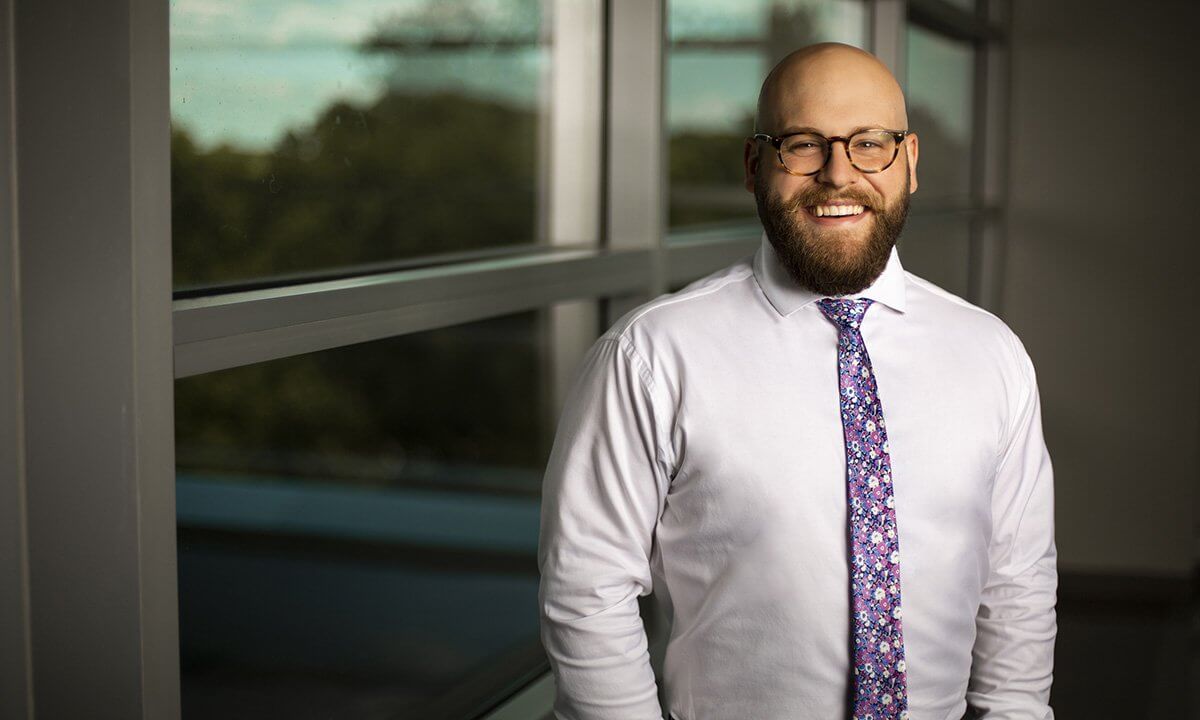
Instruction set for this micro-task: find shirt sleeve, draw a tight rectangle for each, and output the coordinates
[966,332,1058,719]
[537,334,673,720]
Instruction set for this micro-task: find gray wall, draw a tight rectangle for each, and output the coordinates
[1004,0,1198,577]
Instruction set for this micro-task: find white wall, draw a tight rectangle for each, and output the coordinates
[1004,0,1199,577]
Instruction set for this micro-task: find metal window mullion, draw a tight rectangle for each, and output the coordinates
[0,0,33,716]
[965,29,990,306]
[545,0,604,424]
[871,0,908,85]
[14,0,178,717]
[907,0,1001,42]
[605,0,666,326]
[975,0,1011,313]
[130,0,180,716]
[547,0,603,249]
[665,232,761,288]
[173,248,654,377]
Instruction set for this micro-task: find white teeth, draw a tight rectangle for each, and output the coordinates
[812,204,864,217]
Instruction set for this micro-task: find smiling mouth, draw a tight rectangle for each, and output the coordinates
[806,203,868,217]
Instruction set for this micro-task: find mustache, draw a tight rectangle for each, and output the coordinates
[786,187,881,211]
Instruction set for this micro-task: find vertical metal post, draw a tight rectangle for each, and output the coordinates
[965,41,987,305]
[13,0,179,717]
[871,0,908,86]
[975,0,1012,313]
[548,0,604,249]
[0,0,33,716]
[546,0,604,423]
[606,0,666,326]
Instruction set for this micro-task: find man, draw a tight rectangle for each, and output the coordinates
[538,43,1056,720]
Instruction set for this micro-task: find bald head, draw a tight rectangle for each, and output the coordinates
[755,43,908,134]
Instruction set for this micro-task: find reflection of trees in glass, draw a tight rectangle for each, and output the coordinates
[668,3,820,229]
[669,117,757,227]
[173,22,551,493]
[763,3,820,67]
[172,91,538,290]
[361,0,541,49]
[173,101,549,490]
[175,310,548,494]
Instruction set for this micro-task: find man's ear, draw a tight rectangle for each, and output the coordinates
[905,132,919,194]
[744,138,760,193]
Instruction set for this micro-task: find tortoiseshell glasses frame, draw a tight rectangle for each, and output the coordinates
[752,129,912,176]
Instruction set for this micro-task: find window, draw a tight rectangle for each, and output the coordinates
[905,23,975,208]
[171,0,555,291]
[175,306,573,718]
[899,4,1001,307]
[895,212,971,297]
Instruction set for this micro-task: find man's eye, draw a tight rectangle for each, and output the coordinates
[854,141,881,149]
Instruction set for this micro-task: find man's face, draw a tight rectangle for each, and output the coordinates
[745,50,919,297]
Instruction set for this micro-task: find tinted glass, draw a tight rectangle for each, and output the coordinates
[905,24,975,206]
[666,0,868,232]
[171,0,548,291]
[175,306,577,718]
[897,213,970,298]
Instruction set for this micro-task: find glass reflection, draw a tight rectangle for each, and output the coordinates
[905,24,974,206]
[171,0,548,290]
[896,213,970,298]
[666,0,868,231]
[175,308,560,719]
[941,0,977,12]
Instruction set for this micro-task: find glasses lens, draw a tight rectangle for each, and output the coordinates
[779,133,827,175]
[848,131,899,172]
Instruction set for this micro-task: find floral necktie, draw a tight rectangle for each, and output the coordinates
[817,297,909,720]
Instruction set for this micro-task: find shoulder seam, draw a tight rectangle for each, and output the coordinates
[605,265,756,343]
[903,270,1005,324]
[610,334,658,393]
[608,335,679,486]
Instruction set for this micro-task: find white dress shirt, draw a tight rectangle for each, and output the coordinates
[538,234,1057,720]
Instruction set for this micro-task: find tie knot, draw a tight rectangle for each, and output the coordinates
[817,297,873,333]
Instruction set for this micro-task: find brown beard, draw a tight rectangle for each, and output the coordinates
[755,169,911,297]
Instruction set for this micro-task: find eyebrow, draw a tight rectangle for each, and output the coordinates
[777,125,886,136]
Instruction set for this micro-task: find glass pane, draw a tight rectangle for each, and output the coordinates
[898,213,971,299]
[905,24,974,207]
[666,0,868,233]
[171,0,549,291]
[175,305,581,718]
[942,0,977,12]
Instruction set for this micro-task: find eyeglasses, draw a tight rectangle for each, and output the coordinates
[752,129,911,176]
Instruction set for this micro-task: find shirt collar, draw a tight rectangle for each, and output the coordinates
[753,231,908,317]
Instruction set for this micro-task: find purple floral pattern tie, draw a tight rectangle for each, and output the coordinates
[817,297,909,720]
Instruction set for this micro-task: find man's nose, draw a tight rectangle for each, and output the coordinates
[815,141,856,188]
